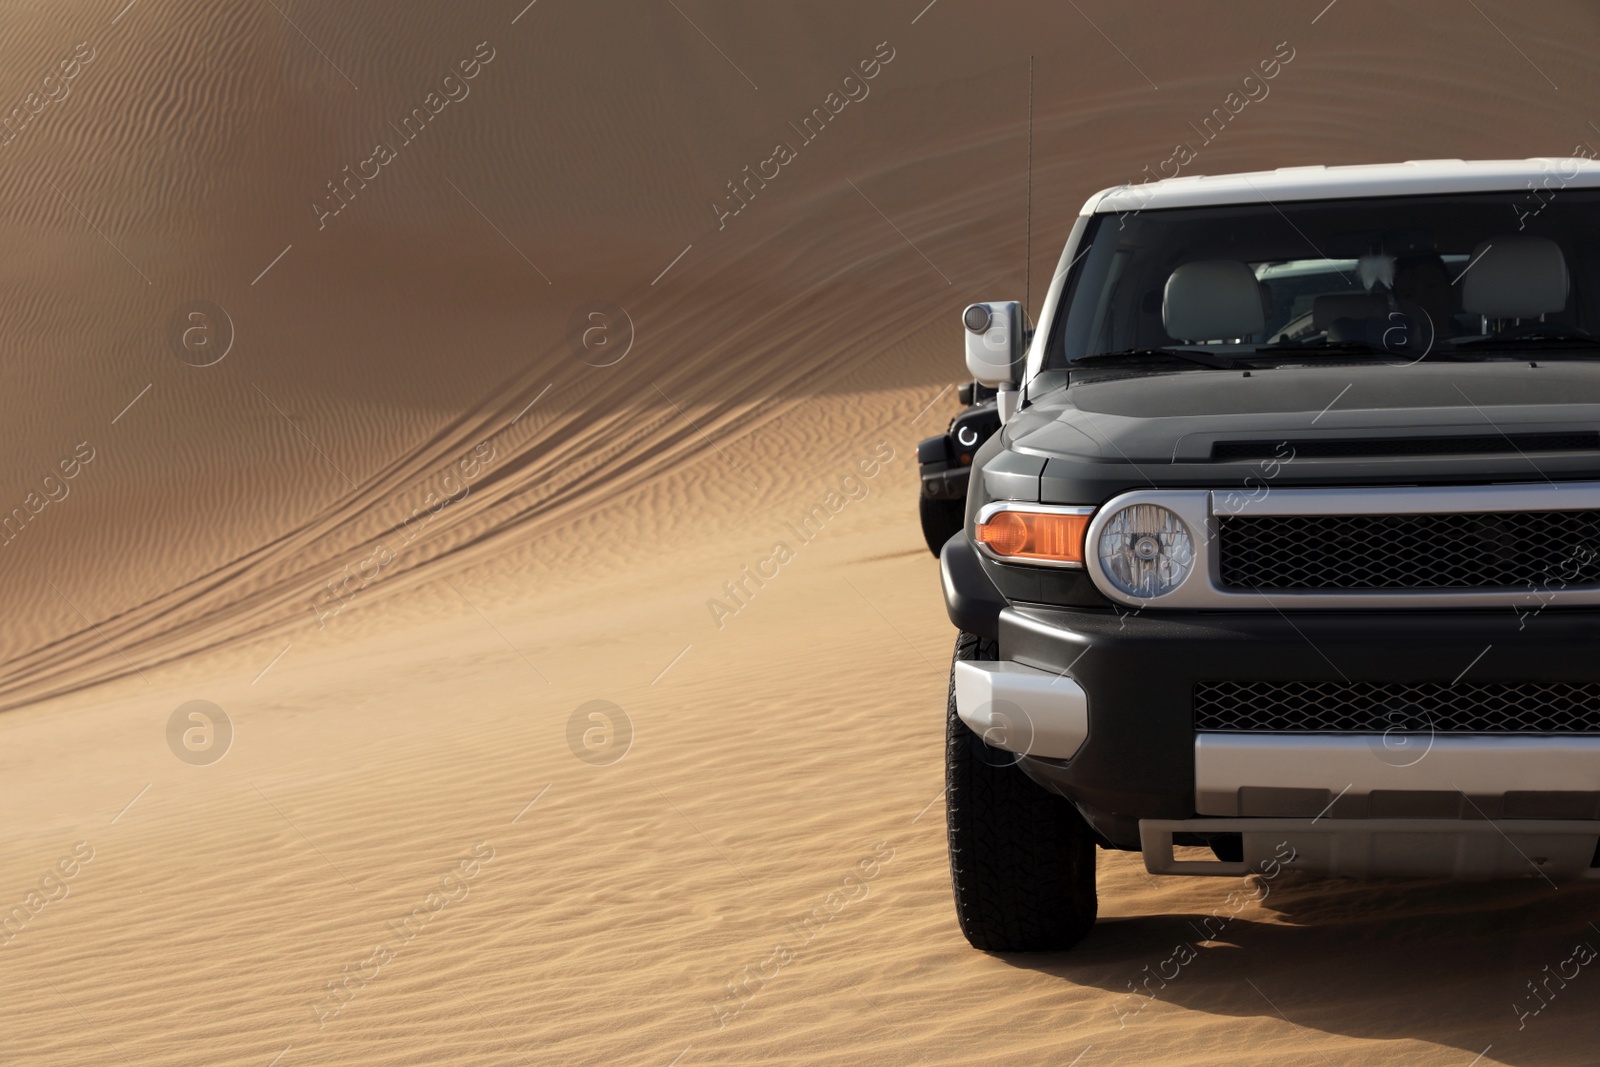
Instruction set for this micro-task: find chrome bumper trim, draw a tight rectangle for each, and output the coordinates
[952,659,1087,760]
[1195,732,1600,815]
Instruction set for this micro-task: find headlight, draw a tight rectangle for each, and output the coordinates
[1096,503,1196,598]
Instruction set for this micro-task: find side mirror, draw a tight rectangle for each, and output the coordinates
[963,302,1025,387]
[963,301,1026,422]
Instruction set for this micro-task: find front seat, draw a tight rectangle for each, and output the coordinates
[1163,260,1264,342]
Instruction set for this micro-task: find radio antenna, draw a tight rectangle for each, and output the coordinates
[1025,55,1034,324]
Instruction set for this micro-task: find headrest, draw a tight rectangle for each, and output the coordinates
[1163,260,1265,342]
[1313,293,1388,331]
[1461,236,1569,319]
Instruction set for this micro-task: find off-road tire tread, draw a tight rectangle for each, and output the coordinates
[946,631,1098,952]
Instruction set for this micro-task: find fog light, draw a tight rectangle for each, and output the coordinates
[1097,504,1195,597]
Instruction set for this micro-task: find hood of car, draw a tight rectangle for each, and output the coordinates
[997,360,1600,504]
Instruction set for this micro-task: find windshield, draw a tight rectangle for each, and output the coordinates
[1045,189,1600,366]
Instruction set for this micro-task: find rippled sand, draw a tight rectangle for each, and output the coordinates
[3,1,1600,1063]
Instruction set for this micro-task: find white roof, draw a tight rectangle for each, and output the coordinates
[1085,159,1600,215]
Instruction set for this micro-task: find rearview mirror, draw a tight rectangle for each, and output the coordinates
[963,301,1024,387]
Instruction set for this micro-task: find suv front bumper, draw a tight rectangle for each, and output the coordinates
[960,603,1600,851]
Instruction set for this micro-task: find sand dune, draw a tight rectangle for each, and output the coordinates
[5,0,1600,1063]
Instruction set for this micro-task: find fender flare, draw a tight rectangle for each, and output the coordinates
[940,535,1005,640]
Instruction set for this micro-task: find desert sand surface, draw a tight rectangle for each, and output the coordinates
[5,0,1600,1063]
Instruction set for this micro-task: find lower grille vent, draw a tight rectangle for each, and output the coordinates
[1195,680,1600,734]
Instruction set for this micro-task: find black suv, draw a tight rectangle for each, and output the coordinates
[941,159,1600,952]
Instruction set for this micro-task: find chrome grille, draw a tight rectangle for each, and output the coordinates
[1195,680,1600,733]
[1217,510,1600,590]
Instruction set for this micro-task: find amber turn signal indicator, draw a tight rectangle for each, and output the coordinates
[976,509,1091,564]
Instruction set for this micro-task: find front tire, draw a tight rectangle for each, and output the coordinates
[946,631,1098,951]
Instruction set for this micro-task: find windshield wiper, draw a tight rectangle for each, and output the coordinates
[1454,332,1600,349]
[1252,340,1469,361]
[1075,347,1240,370]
